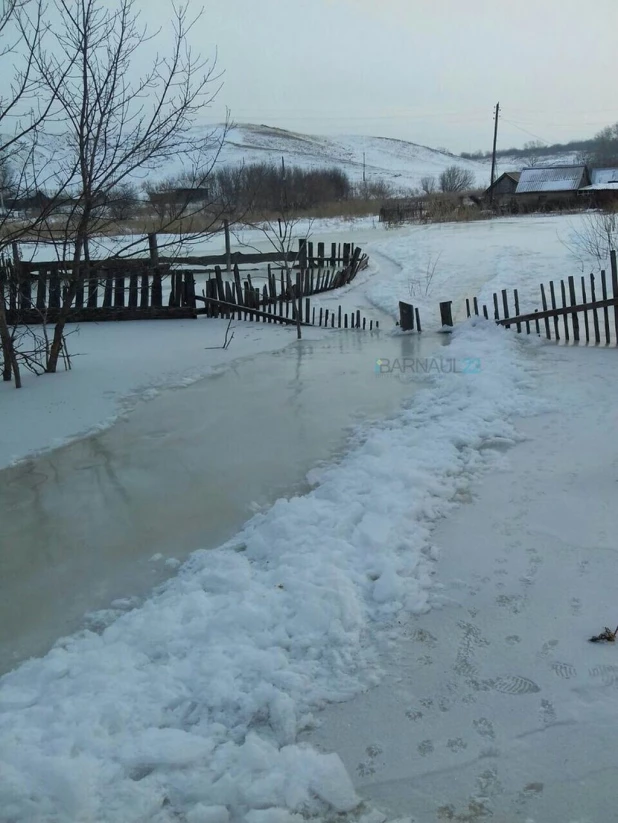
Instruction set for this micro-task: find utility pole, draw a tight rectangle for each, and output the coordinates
[489,102,500,207]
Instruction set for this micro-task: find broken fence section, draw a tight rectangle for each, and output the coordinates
[460,250,618,346]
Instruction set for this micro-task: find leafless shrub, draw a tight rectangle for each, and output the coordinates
[420,175,436,195]
[408,252,442,299]
[562,209,618,269]
[439,166,475,193]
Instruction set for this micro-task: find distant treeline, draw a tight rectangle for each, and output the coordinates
[210,163,353,211]
[460,138,592,161]
[460,121,618,169]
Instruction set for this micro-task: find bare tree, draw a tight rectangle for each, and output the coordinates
[562,210,618,270]
[0,0,71,388]
[420,175,436,195]
[439,165,475,193]
[522,140,545,168]
[24,0,227,373]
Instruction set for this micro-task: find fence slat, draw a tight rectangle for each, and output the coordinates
[115,274,125,308]
[415,307,422,332]
[128,273,138,308]
[493,292,499,321]
[560,280,569,342]
[581,276,590,343]
[466,298,471,318]
[568,275,579,342]
[549,281,560,340]
[482,304,489,320]
[601,270,610,343]
[473,297,479,316]
[338,305,342,328]
[513,289,521,333]
[501,289,510,328]
[590,272,600,344]
[36,273,47,310]
[540,283,551,339]
[611,250,618,345]
[140,272,149,308]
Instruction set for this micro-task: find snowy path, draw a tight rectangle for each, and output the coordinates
[306,342,618,823]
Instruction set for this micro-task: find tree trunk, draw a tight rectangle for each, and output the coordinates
[46,235,84,373]
[45,280,78,373]
[0,299,21,388]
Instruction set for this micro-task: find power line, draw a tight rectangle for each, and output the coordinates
[500,117,552,145]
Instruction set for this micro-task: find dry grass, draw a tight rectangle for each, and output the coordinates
[2,198,383,243]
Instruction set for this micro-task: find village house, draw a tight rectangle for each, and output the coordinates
[513,165,589,210]
[578,167,618,207]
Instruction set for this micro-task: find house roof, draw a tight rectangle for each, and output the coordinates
[579,168,618,191]
[515,165,587,194]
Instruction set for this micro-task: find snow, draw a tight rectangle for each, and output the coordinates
[17,216,381,262]
[216,124,487,192]
[364,214,599,329]
[305,342,618,822]
[0,319,545,822]
[2,211,615,821]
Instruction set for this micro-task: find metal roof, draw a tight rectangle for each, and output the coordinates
[584,168,618,188]
[515,166,586,194]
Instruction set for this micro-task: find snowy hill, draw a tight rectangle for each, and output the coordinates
[215,124,488,192]
[213,124,582,193]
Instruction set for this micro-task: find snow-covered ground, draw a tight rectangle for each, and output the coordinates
[306,342,618,822]
[0,321,545,823]
[17,216,381,261]
[1,212,615,822]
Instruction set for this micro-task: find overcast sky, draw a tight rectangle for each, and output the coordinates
[140,0,618,152]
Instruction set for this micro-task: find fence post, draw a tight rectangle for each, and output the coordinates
[439,300,453,328]
[223,218,232,276]
[610,250,618,344]
[399,301,415,331]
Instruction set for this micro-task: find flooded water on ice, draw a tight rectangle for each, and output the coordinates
[0,327,444,673]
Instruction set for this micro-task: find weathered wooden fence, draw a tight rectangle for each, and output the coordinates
[198,257,378,331]
[1,238,369,326]
[458,250,618,346]
[0,258,198,323]
[379,201,425,224]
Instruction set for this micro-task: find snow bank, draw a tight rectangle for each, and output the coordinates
[0,321,543,822]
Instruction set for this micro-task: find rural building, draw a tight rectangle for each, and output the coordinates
[578,167,618,207]
[514,165,589,210]
[483,171,520,201]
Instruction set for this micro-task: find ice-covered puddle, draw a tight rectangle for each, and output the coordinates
[0,319,544,822]
[0,325,443,672]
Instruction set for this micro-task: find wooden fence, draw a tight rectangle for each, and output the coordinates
[459,250,618,346]
[1,238,369,326]
[197,249,377,330]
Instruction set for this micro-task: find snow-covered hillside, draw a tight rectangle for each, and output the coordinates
[212,124,580,193]
[216,124,488,192]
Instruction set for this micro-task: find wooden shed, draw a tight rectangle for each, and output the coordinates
[484,171,521,200]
